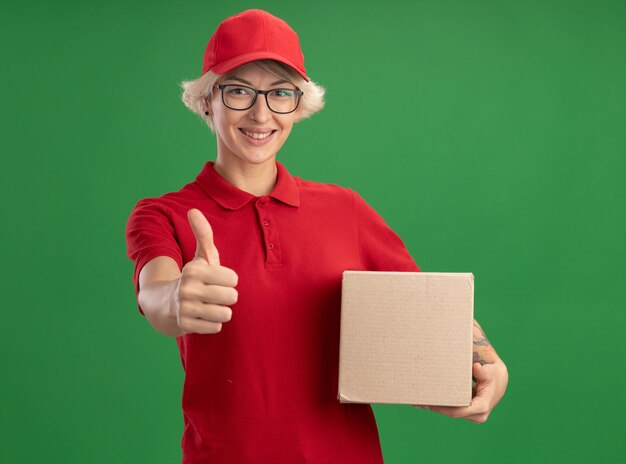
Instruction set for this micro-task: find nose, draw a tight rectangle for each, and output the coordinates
[249,92,271,121]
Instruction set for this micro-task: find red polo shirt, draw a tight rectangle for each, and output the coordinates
[125,160,420,464]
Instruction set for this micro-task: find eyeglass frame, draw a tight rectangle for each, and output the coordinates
[216,83,304,114]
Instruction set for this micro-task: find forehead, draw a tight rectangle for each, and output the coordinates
[222,62,294,86]
[227,61,263,76]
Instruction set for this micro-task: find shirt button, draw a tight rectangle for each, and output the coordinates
[263,219,270,226]
[257,195,269,207]
[269,242,275,250]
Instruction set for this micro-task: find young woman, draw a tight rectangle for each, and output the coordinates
[125,9,508,464]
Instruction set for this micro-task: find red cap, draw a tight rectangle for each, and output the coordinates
[202,9,309,81]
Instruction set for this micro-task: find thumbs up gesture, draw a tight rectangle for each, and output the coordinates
[173,209,239,335]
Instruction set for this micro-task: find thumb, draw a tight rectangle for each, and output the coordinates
[472,362,490,385]
[187,208,220,266]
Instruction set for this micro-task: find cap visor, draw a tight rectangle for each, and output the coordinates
[208,52,309,82]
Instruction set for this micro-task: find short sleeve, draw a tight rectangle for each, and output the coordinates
[352,189,421,273]
[125,199,183,316]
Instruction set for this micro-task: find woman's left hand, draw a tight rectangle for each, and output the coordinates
[412,319,509,423]
[412,359,508,423]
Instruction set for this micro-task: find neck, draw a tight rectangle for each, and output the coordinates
[213,156,278,197]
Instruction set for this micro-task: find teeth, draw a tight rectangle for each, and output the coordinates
[241,129,273,140]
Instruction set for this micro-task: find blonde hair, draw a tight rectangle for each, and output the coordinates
[180,60,326,132]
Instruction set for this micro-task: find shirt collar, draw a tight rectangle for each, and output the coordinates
[194,160,300,210]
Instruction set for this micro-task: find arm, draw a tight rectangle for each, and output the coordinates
[136,209,238,339]
[472,319,501,366]
[413,318,509,423]
[138,256,186,338]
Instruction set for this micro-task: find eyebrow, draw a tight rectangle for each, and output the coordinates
[223,76,293,87]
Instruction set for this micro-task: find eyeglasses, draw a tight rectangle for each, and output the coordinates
[217,84,304,114]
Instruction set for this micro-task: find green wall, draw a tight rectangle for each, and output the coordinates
[2,0,624,462]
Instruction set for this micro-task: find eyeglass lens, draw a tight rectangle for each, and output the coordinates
[221,85,300,113]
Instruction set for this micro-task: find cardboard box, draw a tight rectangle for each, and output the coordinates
[338,271,474,406]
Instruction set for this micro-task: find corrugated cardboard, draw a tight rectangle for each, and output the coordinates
[338,271,474,406]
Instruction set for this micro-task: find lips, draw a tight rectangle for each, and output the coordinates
[239,128,276,140]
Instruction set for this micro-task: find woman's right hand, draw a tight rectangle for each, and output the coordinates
[173,208,239,335]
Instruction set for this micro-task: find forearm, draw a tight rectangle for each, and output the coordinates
[472,319,502,366]
[138,279,185,338]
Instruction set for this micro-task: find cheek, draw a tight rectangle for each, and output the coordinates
[280,121,296,137]
[212,108,236,133]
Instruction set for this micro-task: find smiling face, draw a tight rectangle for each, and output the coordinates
[206,61,302,169]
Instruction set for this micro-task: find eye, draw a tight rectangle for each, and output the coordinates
[271,89,295,98]
[227,87,249,96]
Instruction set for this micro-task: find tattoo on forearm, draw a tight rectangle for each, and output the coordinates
[472,320,498,366]
[473,350,494,366]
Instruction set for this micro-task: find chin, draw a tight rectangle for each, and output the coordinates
[238,151,276,165]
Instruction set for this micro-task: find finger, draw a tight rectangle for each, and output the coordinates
[179,283,238,306]
[428,397,488,419]
[181,301,233,323]
[188,208,220,266]
[473,363,497,398]
[200,285,238,306]
[182,262,238,287]
[178,317,223,335]
[464,411,490,424]
[426,404,472,418]
[473,362,489,382]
